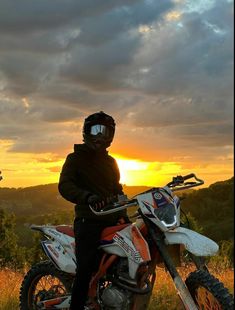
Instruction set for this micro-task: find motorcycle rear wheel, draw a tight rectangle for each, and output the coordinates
[19,260,73,310]
[185,270,234,310]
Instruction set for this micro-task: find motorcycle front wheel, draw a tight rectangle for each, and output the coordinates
[185,270,234,310]
[19,260,73,310]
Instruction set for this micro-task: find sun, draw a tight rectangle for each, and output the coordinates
[112,154,182,187]
[115,156,149,185]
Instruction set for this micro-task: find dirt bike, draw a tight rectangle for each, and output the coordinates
[20,173,234,309]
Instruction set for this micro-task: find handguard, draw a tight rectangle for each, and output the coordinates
[167,173,204,192]
[89,196,137,216]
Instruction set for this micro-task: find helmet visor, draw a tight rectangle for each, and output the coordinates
[90,124,112,137]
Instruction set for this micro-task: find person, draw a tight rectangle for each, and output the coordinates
[58,111,129,310]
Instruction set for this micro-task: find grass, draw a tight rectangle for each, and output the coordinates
[0,266,233,310]
[0,268,23,310]
[149,265,234,309]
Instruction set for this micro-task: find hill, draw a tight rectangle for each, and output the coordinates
[180,177,234,242]
[0,184,151,247]
[0,184,150,217]
[0,178,234,246]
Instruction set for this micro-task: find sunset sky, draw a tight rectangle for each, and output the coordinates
[0,0,234,189]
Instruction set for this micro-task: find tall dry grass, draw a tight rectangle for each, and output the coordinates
[149,265,234,309]
[0,266,233,310]
[0,268,23,310]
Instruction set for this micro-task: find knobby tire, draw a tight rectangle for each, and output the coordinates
[185,269,234,310]
[19,260,73,310]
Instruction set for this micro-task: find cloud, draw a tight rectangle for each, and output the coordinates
[47,166,61,173]
[0,0,233,176]
[123,4,233,97]
[0,0,147,34]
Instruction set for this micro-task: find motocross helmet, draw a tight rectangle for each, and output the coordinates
[83,111,116,150]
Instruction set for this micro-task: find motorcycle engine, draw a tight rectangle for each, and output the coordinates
[101,284,131,310]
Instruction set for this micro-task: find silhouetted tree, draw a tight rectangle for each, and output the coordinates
[0,208,26,269]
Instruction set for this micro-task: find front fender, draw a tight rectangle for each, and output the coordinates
[164,227,219,256]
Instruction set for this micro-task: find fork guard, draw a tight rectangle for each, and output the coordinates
[164,226,219,256]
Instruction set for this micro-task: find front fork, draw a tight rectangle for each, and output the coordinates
[189,253,209,272]
[147,224,198,310]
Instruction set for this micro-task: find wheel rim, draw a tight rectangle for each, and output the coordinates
[196,287,223,310]
[28,274,68,309]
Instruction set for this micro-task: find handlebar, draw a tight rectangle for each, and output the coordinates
[90,173,204,215]
[167,173,204,191]
[89,199,138,216]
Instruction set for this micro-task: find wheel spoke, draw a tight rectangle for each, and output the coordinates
[196,287,223,310]
[31,275,68,308]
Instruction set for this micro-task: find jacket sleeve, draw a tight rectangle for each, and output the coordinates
[112,158,124,195]
[58,153,91,204]
[111,158,130,220]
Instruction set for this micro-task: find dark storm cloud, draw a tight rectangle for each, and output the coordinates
[61,32,140,90]
[0,0,233,162]
[0,0,173,96]
[0,0,145,33]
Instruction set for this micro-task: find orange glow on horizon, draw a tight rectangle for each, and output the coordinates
[0,140,233,189]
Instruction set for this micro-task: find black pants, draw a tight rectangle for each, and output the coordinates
[70,218,117,310]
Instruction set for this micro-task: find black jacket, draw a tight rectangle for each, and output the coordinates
[58,144,127,222]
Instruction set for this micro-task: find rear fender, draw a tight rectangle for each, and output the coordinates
[164,227,219,256]
[31,224,76,261]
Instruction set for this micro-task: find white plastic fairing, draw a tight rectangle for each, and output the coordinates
[101,244,126,257]
[100,224,150,279]
[137,190,180,231]
[42,240,76,274]
[164,227,219,256]
[32,225,76,261]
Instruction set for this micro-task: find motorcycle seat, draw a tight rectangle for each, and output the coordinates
[56,225,74,237]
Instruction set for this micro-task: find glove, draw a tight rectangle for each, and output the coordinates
[117,216,131,225]
[87,194,104,211]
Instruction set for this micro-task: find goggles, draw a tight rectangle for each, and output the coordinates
[90,124,112,137]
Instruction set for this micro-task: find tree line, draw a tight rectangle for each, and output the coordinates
[0,177,233,269]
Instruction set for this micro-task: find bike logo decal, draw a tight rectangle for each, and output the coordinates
[55,244,62,252]
[154,192,162,200]
[113,234,142,263]
[47,245,59,258]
